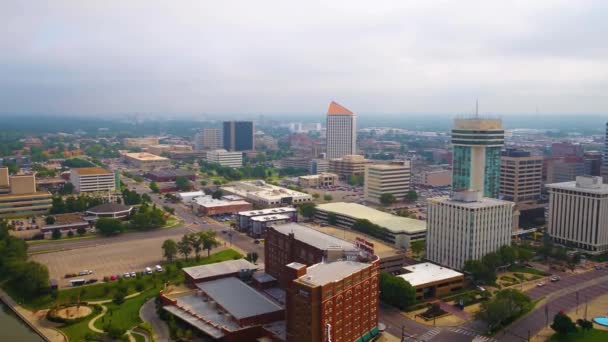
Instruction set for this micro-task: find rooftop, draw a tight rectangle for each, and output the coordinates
[124,152,169,161]
[223,180,311,200]
[428,195,515,209]
[316,202,426,234]
[182,259,257,281]
[146,169,196,177]
[546,176,608,194]
[196,277,283,320]
[250,214,291,222]
[193,195,251,208]
[271,223,358,252]
[297,260,370,286]
[238,207,297,217]
[71,167,112,175]
[327,101,354,116]
[86,203,132,214]
[399,262,463,287]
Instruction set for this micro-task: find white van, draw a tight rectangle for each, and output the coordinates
[155,265,163,272]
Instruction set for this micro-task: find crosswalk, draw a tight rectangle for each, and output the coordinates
[446,327,495,341]
[417,327,442,341]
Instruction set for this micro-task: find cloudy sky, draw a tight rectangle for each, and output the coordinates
[1,0,607,116]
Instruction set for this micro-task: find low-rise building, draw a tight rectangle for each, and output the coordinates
[124,137,159,149]
[123,152,171,170]
[85,203,133,221]
[178,191,206,204]
[309,158,329,174]
[222,180,312,208]
[42,213,89,233]
[182,259,258,284]
[298,172,338,188]
[147,144,192,156]
[168,151,208,160]
[206,149,243,168]
[422,170,452,187]
[192,195,252,216]
[364,161,411,204]
[145,169,197,182]
[315,202,427,250]
[236,207,298,236]
[329,154,369,180]
[281,157,310,170]
[69,167,116,193]
[398,263,464,299]
[0,169,52,217]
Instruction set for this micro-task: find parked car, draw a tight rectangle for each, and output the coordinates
[110,275,117,281]
[145,267,153,275]
[130,272,136,277]
[155,265,164,272]
[550,276,560,282]
[86,278,98,284]
[78,270,93,276]
[536,282,545,287]
[254,239,260,244]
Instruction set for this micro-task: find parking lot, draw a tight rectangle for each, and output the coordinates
[31,234,225,288]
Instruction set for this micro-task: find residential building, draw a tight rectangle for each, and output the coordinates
[123,152,171,170]
[69,167,116,193]
[298,173,338,188]
[264,223,360,287]
[315,202,427,250]
[499,149,543,204]
[310,158,329,174]
[236,207,298,235]
[222,180,312,208]
[398,263,464,299]
[123,137,159,149]
[364,161,411,204]
[547,176,608,254]
[329,154,368,180]
[426,191,513,270]
[326,101,357,159]
[285,257,380,342]
[223,121,254,152]
[192,196,252,216]
[451,117,504,198]
[206,149,243,168]
[0,168,52,217]
[194,128,222,150]
[422,170,452,187]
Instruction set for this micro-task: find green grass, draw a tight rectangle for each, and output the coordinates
[60,317,101,342]
[509,266,549,276]
[94,290,154,331]
[549,329,608,341]
[133,333,146,342]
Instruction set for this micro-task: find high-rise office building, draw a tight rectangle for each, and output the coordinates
[499,149,543,204]
[451,117,504,198]
[426,191,513,270]
[194,128,222,150]
[604,122,608,182]
[547,176,608,254]
[364,161,411,204]
[326,101,356,159]
[223,121,254,152]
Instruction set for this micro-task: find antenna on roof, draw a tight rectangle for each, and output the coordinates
[475,98,479,118]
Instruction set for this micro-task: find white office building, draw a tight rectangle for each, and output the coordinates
[364,161,411,204]
[426,191,513,270]
[326,101,356,159]
[70,167,116,193]
[547,176,608,254]
[206,149,243,168]
[195,128,222,150]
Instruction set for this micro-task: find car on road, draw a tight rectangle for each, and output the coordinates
[78,270,93,276]
[536,282,545,287]
[145,267,153,275]
[130,272,136,277]
[550,276,560,282]
[155,265,164,272]
[86,278,98,284]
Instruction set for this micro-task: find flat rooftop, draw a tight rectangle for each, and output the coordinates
[71,167,112,175]
[238,207,297,217]
[546,178,608,194]
[271,223,358,252]
[309,225,398,258]
[399,262,463,287]
[427,196,515,209]
[297,260,370,286]
[146,169,196,177]
[193,196,251,208]
[124,152,169,161]
[182,259,257,281]
[196,277,283,320]
[317,202,426,234]
[251,214,290,222]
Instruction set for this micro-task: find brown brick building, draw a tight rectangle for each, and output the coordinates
[264,223,359,288]
[285,258,380,342]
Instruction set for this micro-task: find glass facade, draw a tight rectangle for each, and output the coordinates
[452,146,471,192]
[484,147,501,198]
[223,121,254,151]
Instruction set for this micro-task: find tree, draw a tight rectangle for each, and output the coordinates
[177,236,192,260]
[551,312,577,335]
[299,203,317,219]
[246,252,259,264]
[410,240,425,258]
[149,181,160,193]
[201,231,219,257]
[327,212,337,225]
[45,216,56,225]
[379,193,396,206]
[379,272,416,309]
[498,245,517,265]
[190,233,203,261]
[323,194,333,201]
[67,230,74,238]
[577,318,593,331]
[51,229,61,240]
[476,289,532,332]
[211,189,223,199]
[405,190,418,202]
[60,182,75,195]
[7,261,49,297]
[77,226,87,236]
[482,251,503,270]
[162,239,178,263]
[312,193,320,200]
[464,260,496,285]
[175,176,192,191]
[95,218,125,236]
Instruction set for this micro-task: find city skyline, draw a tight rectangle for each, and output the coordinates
[2,1,608,116]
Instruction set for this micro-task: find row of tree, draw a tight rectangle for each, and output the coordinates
[161,231,220,262]
[95,203,167,236]
[50,195,104,214]
[464,245,534,284]
[475,289,533,332]
[379,272,417,309]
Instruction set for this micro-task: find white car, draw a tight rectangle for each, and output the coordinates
[155,265,164,272]
[130,272,136,277]
[536,282,545,287]
[78,270,93,276]
[145,267,153,275]
[123,273,131,278]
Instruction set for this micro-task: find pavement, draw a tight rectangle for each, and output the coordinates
[140,298,170,342]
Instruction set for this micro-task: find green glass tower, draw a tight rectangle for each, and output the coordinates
[451,118,504,198]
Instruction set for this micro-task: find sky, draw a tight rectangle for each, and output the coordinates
[1,1,607,117]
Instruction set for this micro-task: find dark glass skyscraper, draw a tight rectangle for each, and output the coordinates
[223,121,254,151]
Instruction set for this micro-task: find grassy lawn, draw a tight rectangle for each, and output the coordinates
[509,266,550,276]
[549,329,608,341]
[53,249,242,341]
[133,333,146,342]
